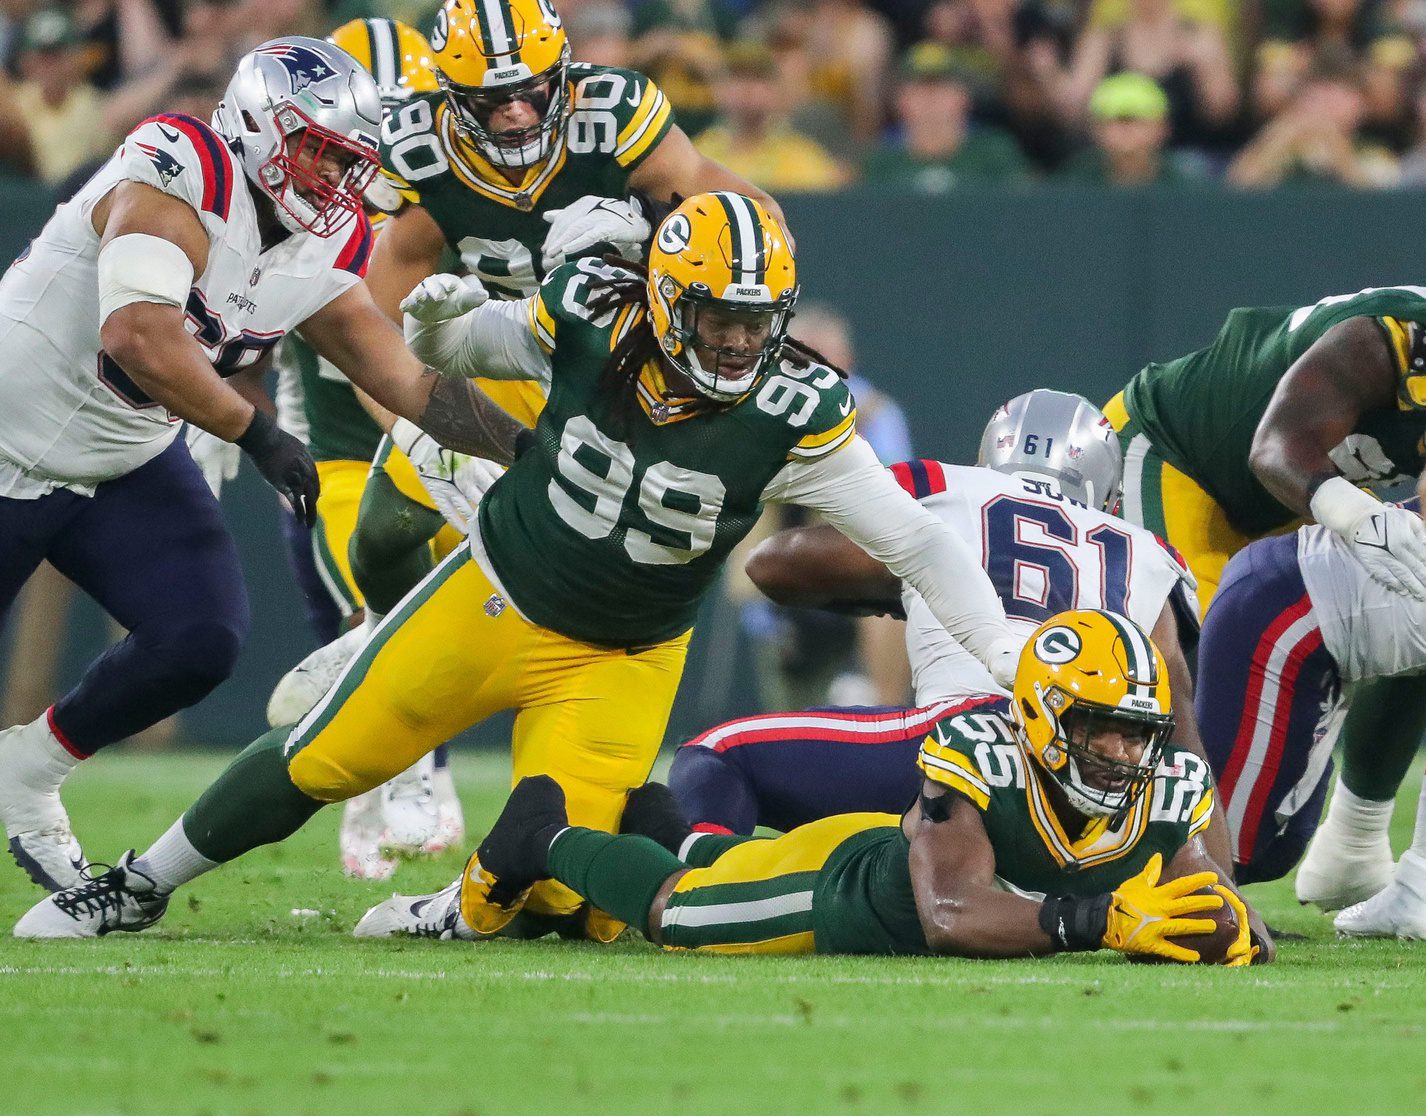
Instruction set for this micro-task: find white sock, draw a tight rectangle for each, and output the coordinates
[1410,772,1426,859]
[677,831,710,863]
[1322,778,1394,843]
[362,609,384,636]
[0,713,81,832]
[132,818,220,893]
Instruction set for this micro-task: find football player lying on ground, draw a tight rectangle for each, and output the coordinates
[669,389,1246,884]
[1104,286,1426,911]
[364,611,1264,963]
[1194,497,1426,940]
[14,193,1023,942]
[0,37,533,894]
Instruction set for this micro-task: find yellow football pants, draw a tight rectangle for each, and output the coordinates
[660,813,897,954]
[286,543,690,915]
[1104,392,1261,615]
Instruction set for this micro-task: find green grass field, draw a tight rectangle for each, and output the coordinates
[1,751,1423,1116]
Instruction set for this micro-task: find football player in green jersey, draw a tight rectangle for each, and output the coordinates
[1104,286,1426,910]
[16,194,1023,943]
[266,0,795,858]
[394,610,1266,963]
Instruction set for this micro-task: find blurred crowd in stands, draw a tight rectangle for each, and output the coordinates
[3,1,1426,193]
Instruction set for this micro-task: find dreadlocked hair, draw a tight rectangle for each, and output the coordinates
[582,253,850,441]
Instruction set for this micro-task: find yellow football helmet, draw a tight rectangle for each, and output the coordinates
[428,0,570,168]
[329,18,438,108]
[1012,610,1175,818]
[646,192,799,402]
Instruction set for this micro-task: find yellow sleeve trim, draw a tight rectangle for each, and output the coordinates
[1380,317,1411,375]
[528,292,556,354]
[1187,786,1215,837]
[918,743,991,809]
[788,409,857,460]
[616,86,672,167]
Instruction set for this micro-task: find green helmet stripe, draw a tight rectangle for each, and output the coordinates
[713,192,765,288]
[1094,610,1157,697]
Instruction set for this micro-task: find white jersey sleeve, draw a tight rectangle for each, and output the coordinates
[102,113,238,229]
[894,462,1189,705]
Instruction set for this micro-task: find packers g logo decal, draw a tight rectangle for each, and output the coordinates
[1033,625,1081,665]
[431,7,448,51]
[657,214,692,254]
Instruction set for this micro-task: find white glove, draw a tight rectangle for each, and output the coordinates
[1311,476,1426,600]
[541,195,651,271]
[400,273,490,325]
[184,423,240,498]
[392,417,501,535]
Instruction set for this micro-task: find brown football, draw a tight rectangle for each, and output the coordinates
[1126,885,1239,966]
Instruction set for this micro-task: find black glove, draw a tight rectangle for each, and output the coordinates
[235,409,319,526]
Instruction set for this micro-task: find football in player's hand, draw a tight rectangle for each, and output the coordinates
[1128,885,1240,965]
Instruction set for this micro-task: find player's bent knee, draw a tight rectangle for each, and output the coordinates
[668,745,759,835]
[145,614,247,692]
[287,743,385,803]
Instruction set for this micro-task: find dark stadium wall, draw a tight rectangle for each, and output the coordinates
[4,182,1425,746]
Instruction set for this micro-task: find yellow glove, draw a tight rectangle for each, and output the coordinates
[1214,885,1259,967]
[1102,853,1223,963]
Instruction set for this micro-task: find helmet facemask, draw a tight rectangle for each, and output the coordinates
[257,102,380,236]
[1030,688,1173,818]
[656,281,796,402]
[439,48,570,169]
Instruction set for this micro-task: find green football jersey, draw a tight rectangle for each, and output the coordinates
[475,258,859,648]
[380,63,674,299]
[1122,286,1426,534]
[808,697,1214,956]
[278,335,383,464]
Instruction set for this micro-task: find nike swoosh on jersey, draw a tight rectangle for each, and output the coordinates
[838,398,852,416]
[157,124,181,142]
[627,87,642,108]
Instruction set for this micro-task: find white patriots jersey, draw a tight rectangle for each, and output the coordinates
[1297,517,1426,682]
[0,112,373,494]
[890,461,1192,705]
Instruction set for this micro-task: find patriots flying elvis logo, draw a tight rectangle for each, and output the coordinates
[255,43,339,102]
[134,142,184,188]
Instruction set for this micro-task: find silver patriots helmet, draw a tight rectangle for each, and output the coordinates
[978,390,1124,512]
[212,37,382,237]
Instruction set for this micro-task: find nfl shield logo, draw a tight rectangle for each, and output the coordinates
[484,594,506,618]
[652,402,670,423]
[1066,445,1084,460]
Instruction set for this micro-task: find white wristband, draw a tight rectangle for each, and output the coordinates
[390,417,429,460]
[97,233,194,326]
[1308,476,1380,536]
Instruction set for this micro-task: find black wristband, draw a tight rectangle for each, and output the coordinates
[235,408,279,456]
[1038,893,1113,953]
[514,426,536,461]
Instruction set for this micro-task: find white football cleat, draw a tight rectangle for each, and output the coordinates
[266,625,368,727]
[1335,849,1426,940]
[432,760,465,851]
[340,790,397,881]
[353,878,476,940]
[378,754,441,857]
[0,717,87,891]
[1295,824,1395,911]
[14,851,168,938]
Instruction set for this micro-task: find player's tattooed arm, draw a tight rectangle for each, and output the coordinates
[906,782,1059,958]
[745,524,904,617]
[414,369,523,466]
[1251,315,1399,516]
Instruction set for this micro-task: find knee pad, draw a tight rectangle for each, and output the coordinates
[143,615,246,691]
[668,746,759,835]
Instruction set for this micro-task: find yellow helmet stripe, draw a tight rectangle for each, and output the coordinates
[712,192,766,288]
[479,0,520,62]
[366,18,401,91]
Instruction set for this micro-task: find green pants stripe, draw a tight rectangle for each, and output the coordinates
[1114,418,1169,537]
[311,514,360,616]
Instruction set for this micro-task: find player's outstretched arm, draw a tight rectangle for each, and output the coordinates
[298,283,525,465]
[745,524,903,615]
[627,124,791,246]
[763,436,1019,685]
[908,783,1062,957]
[363,202,447,323]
